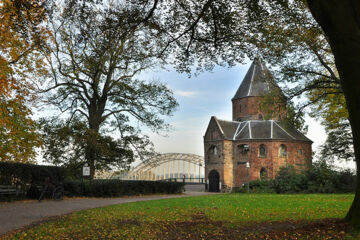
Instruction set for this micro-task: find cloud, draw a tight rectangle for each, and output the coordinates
[174,90,198,98]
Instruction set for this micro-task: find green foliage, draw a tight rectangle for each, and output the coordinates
[273,166,308,193]
[260,90,308,134]
[63,179,185,197]
[309,88,354,161]
[40,118,136,177]
[320,121,354,161]
[0,161,66,189]
[247,179,276,193]
[0,98,42,163]
[245,162,356,194]
[280,103,308,134]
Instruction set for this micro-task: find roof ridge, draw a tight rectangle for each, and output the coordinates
[249,121,252,139]
[216,118,240,123]
[292,126,313,143]
[233,122,242,140]
[233,59,284,100]
[273,121,296,140]
[234,122,248,139]
[247,62,256,96]
[213,117,225,135]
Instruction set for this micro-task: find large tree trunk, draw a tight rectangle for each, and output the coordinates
[307,0,360,228]
[85,97,107,179]
[85,144,97,179]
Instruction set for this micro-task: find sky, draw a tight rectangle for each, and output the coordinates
[35,59,355,170]
[140,61,355,170]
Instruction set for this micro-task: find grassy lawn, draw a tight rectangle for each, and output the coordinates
[2,194,358,240]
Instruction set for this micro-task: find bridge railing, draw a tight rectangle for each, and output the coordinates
[161,177,206,184]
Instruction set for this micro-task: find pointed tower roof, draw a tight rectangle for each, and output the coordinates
[232,58,282,100]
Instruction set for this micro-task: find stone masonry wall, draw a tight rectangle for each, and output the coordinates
[222,140,234,188]
[204,118,225,189]
[204,140,224,187]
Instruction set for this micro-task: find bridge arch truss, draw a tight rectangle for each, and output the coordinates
[125,153,204,181]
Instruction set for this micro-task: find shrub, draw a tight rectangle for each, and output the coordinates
[0,162,65,187]
[0,162,66,200]
[241,161,356,194]
[249,179,276,193]
[273,166,308,193]
[63,179,185,197]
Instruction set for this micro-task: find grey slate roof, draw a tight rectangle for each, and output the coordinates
[232,58,283,100]
[215,118,312,142]
[216,119,239,139]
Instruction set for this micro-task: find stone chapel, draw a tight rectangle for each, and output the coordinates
[204,58,313,192]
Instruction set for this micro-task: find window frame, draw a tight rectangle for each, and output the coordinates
[209,145,217,155]
[298,149,303,155]
[259,144,266,158]
[279,144,287,157]
[260,168,267,180]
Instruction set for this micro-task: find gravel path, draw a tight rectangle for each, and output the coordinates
[0,191,213,236]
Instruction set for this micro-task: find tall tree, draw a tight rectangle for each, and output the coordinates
[0,0,49,162]
[42,2,177,178]
[305,0,360,228]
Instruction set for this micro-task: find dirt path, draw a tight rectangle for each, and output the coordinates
[0,192,212,236]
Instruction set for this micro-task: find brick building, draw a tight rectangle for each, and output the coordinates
[204,58,312,192]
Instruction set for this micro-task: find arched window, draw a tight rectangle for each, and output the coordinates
[209,145,217,155]
[298,149,303,155]
[258,114,263,120]
[259,144,266,157]
[260,168,267,180]
[279,144,287,157]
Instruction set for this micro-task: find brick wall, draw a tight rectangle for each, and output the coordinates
[232,140,312,187]
[232,97,286,121]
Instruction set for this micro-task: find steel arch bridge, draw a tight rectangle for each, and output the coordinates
[121,153,204,181]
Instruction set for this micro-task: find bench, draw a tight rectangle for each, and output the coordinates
[0,185,18,201]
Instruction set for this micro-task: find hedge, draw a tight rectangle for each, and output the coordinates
[0,162,184,199]
[238,162,356,194]
[0,161,66,190]
[63,179,185,197]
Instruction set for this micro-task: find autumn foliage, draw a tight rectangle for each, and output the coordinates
[0,0,50,162]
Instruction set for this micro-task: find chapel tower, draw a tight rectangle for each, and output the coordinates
[232,58,286,121]
[204,57,313,192]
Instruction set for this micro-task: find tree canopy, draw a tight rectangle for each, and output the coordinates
[0,0,50,162]
[41,1,178,177]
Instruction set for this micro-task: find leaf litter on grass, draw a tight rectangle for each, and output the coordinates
[1,194,358,240]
